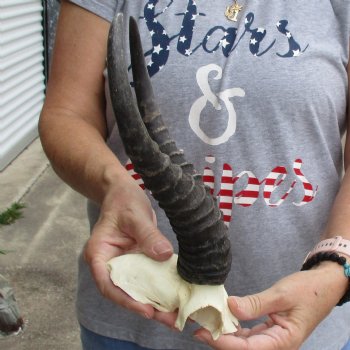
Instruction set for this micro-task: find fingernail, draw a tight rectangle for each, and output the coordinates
[152,241,172,255]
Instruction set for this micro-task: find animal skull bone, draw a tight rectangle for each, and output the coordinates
[108,254,238,339]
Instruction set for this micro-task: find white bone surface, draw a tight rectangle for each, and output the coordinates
[107,253,238,340]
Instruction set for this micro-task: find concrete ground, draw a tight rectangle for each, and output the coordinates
[0,138,88,350]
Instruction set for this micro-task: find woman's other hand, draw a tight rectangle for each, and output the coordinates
[195,263,348,350]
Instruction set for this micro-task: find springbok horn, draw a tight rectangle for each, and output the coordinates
[107,14,232,285]
[129,17,193,175]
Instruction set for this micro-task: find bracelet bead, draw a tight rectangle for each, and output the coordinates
[301,251,350,306]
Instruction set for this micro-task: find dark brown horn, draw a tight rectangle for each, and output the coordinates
[107,13,232,285]
[128,17,193,175]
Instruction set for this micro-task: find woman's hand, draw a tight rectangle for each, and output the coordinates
[194,263,348,350]
[84,174,174,321]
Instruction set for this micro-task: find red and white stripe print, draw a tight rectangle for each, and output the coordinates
[293,159,318,206]
[218,164,234,226]
[203,166,215,195]
[125,159,145,190]
[263,166,297,207]
[124,157,318,227]
[234,171,260,207]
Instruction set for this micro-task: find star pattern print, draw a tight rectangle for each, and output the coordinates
[143,0,171,77]
[137,1,308,78]
[176,0,198,56]
[122,1,316,227]
[247,21,268,56]
[276,20,308,57]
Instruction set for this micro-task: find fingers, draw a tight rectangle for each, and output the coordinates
[89,253,156,319]
[194,329,250,350]
[89,248,178,326]
[84,182,174,321]
[194,325,291,350]
[137,224,173,261]
[153,310,179,329]
[228,288,289,321]
[118,209,173,261]
[196,275,314,349]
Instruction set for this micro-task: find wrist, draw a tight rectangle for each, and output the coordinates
[99,162,152,219]
[311,261,349,298]
[100,163,132,202]
[302,238,350,306]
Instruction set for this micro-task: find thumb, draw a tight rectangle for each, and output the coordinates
[124,214,173,261]
[228,288,287,321]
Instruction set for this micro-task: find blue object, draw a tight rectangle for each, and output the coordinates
[342,339,350,350]
[344,263,350,278]
[80,324,172,350]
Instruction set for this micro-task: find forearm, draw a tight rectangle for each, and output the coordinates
[309,143,350,304]
[39,107,128,204]
[323,51,350,242]
[323,168,350,241]
[307,50,350,304]
[309,151,350,305]
[38,0,129,204]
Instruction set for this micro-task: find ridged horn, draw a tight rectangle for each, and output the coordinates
[128,17,193,175]
[107,13,232,285]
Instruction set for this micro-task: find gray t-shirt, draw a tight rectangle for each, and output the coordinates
[71,1,350,349]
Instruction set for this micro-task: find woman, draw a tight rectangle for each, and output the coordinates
[39,1,350,349]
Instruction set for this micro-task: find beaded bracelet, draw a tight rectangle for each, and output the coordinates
[301,251,350,306]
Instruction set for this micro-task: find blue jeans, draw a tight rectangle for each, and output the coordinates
[81,325,350,350]
[80,325,174,350]
[343,339,350,350]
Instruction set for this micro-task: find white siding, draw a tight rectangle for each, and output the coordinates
[0,0,45,170]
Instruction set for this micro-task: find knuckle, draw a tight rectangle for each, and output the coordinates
[120,210,157,240]
[273,284,291,306]
[118,207,141,231]
[142,225,160,241]
[247,294,263,315]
